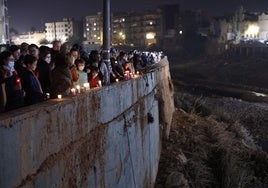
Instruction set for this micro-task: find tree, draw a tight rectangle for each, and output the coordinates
[232,6,245,42]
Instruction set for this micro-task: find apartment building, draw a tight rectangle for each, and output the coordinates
[45,18,82,42]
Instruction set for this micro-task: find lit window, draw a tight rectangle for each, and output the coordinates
[146,32,155,39]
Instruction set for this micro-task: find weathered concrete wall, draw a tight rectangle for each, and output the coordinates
[0,57,174,188]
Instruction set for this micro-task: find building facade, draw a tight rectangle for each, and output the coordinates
[111,12,127,45]
[125,11,161,46]
[258,13,268,40]
[45,18,82,42]
[11,32,46,45]
[83,5,179,47]
[84,13,103,44]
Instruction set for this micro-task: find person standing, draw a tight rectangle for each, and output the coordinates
[21,55,44,106]
[0,51,24,111]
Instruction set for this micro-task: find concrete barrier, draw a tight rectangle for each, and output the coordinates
[0,57,174,188]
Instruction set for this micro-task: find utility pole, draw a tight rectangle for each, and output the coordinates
[103,0,111,84]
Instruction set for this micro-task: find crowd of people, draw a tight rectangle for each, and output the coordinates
[0,41,164,113]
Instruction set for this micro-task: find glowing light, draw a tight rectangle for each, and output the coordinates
[245,25,259,38]
[251,91,266,97]
[179,30,183,35]
[150,21,153,25]
[146,32,155,39]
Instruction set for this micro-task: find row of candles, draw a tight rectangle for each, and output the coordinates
[54,71,140,99]
[124,71,139,80]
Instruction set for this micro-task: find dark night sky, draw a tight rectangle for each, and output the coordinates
[7,0,268,32]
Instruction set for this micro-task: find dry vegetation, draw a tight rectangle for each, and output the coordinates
[156,108,268,188]
[156,54,268,187]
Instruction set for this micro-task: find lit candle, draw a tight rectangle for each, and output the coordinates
[46,93,50,99]
[76,85,81,93]
[98,80,102,87]
[71,88,76,95]
[116,78,119,82]
[83,83,90,90]
[136,71,139,75]
[57,94,62,99]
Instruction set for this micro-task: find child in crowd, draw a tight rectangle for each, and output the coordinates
[75,59,88,87]
[88,66,101,88]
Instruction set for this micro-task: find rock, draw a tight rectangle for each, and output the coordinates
[165,172,189,188]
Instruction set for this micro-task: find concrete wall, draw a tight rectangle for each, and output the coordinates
[0,58,174,188]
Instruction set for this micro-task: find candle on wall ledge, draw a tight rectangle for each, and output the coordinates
[57,94,62,99]
[71,88,76,95]
[83,83,90,91]
[98,80,102,87]
[46,93,50,99]
[76,85,81,93]
[116,78,119,82]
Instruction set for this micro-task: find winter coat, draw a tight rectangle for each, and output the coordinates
[37,59,52,94]
[0,66,24,111]
[77,70,88,86]
[50,65,72,98]
[21,70,44,106]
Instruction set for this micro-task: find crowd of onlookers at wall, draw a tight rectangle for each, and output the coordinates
[0,41,164,113]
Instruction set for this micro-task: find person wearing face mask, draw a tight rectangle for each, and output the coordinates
[75,59,88,87]
[0,51,24,112]
[36,46,52,94]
